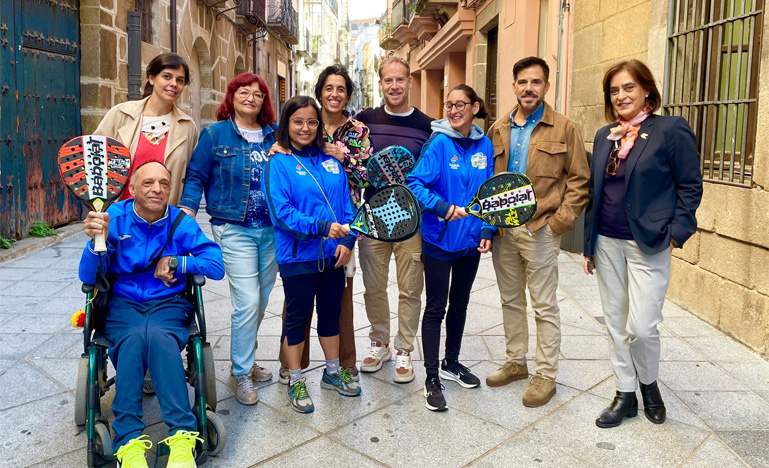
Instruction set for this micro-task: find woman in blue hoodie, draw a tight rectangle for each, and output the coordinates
[408,84,496,411]
[264,96,360,413]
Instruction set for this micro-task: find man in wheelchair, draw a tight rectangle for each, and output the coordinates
[79,161,225,468]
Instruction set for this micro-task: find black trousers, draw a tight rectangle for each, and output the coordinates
[282,267,345,346]
[421,253,481,375]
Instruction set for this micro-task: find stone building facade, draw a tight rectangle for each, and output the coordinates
[570,0,769,357]
[79,0,296,134]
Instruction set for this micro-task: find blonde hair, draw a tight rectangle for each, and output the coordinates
[378,56,410,78]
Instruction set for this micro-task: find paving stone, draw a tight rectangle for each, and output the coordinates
[659,361,749,392]
[558,298,606,333]
[482,335,537,361]
[663,316,723,337]
[331,393,514,468]
[2,252,62,270]
[717,430,769,468]
[682,435,749,467]
[524,393,709,468]
[555,359,613,391]
[663,301,693,318]
[0,393,86,467]
[717,360,769,391]
[23,295,86,315]
[28,357,81,393]
[0,333,51,358]
[2,280,71,298]
[677,391,769,431]
[258,436,383,467]
[0,267,39,282]
[0,361,65,412]
[3,313,71,334]
[31,333,84,359]
[659,337,708,361]
[560,335,610,360]
[469,434,601,467]
[685,335,766,363]
[27,448,88,468]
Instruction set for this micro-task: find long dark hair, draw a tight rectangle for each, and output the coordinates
[141,53,190,99]
[216,72,276,126]
[275,96,324,150]
[602,60,661,122]
[449,84,488,119]
[314,65,355,104]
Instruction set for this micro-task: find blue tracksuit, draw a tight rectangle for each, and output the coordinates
[78,200,224,450]
[408,120,497,259]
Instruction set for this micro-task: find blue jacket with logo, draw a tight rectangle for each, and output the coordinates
[408,120,497,259]
[78,200,225,302]
[179,118,277,222]
[264,146,356,277]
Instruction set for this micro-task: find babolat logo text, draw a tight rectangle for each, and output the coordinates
[481,185,535,213]
[84,135,108,199]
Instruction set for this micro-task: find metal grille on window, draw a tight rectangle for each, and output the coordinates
[663,0,763,186]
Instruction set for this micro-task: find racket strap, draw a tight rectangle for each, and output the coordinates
[136,210,186,273]
[292,155,338,272]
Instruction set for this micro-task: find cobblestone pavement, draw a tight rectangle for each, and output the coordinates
[1,212,768,468]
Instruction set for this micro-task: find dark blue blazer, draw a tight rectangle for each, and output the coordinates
[584,114,703,256]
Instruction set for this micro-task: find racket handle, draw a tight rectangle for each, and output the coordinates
[344,246,356,277]
[93,233,107,252]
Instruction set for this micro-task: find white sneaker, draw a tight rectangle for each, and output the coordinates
[360,341,391,373]
[393,350,415,383]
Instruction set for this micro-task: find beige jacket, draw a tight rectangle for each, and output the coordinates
[94,96,198,205]
[487,102,590,236]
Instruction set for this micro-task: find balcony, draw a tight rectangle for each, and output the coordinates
[267,0,299,44]
[378,13,400,50]
[326,0,338,15]
[236,0,267,30]
[391,0,417,45]
[296,28,312,60]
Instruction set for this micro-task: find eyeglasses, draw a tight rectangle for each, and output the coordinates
[236,89,265,101]
[606,146,621,176]
[290,118,320,129]
[443,101,471,111]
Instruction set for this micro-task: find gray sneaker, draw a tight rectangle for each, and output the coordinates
[142,371,155,395]
[278,366,290,385]
[236,377,259,405]
[287,378,314,413]
[321,368,362,397]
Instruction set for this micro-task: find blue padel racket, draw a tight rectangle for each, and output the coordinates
[465,172,537,227]
[366,145,416,189]
[344,184,420,242]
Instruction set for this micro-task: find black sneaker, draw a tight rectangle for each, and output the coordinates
[424,376,447,411]
[439,359,480,388]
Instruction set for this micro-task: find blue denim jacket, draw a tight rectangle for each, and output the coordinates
[180,118,277,222]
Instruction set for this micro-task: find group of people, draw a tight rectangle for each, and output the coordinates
[78,51,702,468]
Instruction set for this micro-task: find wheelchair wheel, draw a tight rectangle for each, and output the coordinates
[205,410,226,457]
[93,421,114,458]
[202,344,217,412]
[75,356,88,426]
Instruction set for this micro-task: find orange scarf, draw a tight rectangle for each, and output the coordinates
[607,110,650,160]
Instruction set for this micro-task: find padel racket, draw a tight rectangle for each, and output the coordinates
[465,172,537,227]
[344,184,420,242]
[58,135,131,251]
[366,145,416,189]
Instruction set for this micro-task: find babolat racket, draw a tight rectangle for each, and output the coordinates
[58,135,131,251]
[366,145,416,189]
[465,172,537,227]
[344,184,420,242]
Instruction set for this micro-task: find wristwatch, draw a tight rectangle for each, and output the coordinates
[168,256,179,271]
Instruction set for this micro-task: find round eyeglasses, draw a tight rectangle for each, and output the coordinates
[290,118,320,129]
[443,101,471,111]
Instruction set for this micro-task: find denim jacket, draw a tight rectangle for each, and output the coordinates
[179,118,277,222]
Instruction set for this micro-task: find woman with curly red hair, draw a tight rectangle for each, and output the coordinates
[179,72,278,406]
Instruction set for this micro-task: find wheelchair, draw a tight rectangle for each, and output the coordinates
[74,274,226,467]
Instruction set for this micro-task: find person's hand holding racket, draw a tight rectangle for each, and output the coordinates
[334,245,352,268]
[478,239,492,254]
[445,204,469,221]
[84,211,110,244]
[327,222,350,239]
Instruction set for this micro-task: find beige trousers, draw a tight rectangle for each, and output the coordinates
[359,233,424,352]
[492,224,562,380]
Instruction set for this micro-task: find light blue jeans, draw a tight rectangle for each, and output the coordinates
[211,223,278,378]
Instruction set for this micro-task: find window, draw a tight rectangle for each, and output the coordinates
[141,0,153,44]
[663,0,763,186]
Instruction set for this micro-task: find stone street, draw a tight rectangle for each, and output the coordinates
[1,212,768,468]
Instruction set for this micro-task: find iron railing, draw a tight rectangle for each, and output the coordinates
[267,0,298,39]
[237,0,267,26]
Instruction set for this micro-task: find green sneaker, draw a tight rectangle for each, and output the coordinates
[321,367,362,396]
[116,435,152,468]
[287,377,314,413]
[159,430,203,468]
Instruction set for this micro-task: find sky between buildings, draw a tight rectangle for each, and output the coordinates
[348,1,386,21]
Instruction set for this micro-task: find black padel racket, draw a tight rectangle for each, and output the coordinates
[344,184,421,242]
[465,172,537,227]
[366,145,416,189]
[58,135,131,251]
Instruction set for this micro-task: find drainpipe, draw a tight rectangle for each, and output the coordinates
[170,0,177,52]
[554,1,570,113]
[253,40,257,73]
[127,9,142,100]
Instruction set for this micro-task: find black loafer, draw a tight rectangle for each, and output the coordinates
[596,391,638,428]
[640,381,666,424]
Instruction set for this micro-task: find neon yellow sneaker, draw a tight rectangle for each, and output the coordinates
[159,430,204,468]
[115,435,152,468]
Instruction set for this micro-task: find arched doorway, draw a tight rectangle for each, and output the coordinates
[234,56,245,77]
[187,37,213,129]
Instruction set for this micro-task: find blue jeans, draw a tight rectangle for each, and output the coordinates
[106,295,196,451]
[211,223,278,378]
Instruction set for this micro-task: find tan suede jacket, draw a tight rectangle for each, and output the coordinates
[94,97,198,206]
[486,102,590,236]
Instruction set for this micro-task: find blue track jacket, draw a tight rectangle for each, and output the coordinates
[78,201,225,302]
[264,146,356,276]
[408,120,497,259]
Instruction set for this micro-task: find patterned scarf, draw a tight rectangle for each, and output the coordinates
[607,109,651,160]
